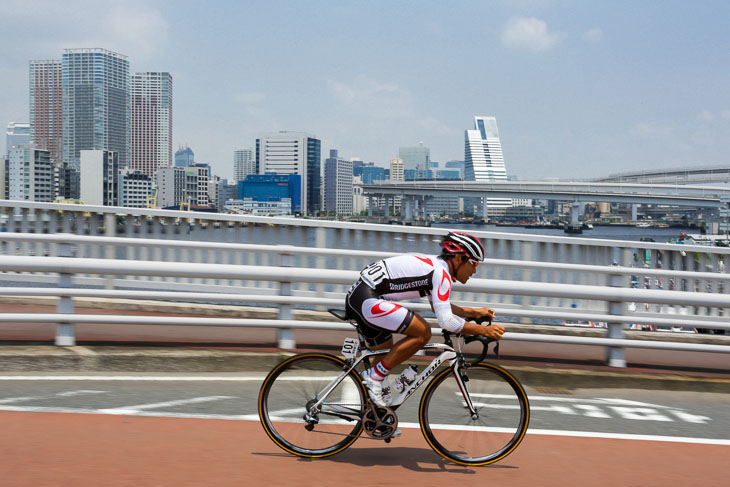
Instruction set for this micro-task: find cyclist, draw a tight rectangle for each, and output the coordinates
[345,231,505,407]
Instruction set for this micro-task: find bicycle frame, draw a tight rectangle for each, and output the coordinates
[308,338,479,421]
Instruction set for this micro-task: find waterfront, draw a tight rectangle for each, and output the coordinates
[433,223,686,243]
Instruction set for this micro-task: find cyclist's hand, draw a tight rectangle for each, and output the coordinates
[476,307,496,323]
[482,323,506,341]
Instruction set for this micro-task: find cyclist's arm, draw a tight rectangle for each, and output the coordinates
[450,304,495,322]
[460,320,505,340]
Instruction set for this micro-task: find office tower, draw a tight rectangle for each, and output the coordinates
[464,116,510,210]
[256,131,321,215]
[389,158,404,181]
[6,123,31,156]
[130,72,173,176]
[63,48,130,169]
[175,145,194,167]
[119,170,152,208]
[29,60,63,162]
[398,145,430,171]
[324,149,353,215]
[389,157,404,213]
[80,150,119,206]
[234,148,254,182]
[7,143,54,202]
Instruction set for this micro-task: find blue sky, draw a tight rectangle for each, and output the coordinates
[1,0,729,180]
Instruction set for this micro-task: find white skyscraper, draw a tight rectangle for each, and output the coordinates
[130,72,173,176]
[256,131,321,215]
[234,148,254,182]
[63,49,130,170]
[465,116,511,210]
[324,149,353,215]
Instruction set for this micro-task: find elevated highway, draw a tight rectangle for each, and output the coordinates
[360,180,730,220]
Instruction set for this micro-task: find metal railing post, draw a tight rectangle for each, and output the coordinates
[55,243,75,346]
[606,250,630,367]
[277,252,296,349]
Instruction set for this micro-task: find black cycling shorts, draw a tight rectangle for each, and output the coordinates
[345,279,414,347]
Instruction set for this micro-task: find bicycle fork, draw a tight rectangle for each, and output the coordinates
[451,361,480,420]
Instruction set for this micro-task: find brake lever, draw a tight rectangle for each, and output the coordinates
[466,316,500,361]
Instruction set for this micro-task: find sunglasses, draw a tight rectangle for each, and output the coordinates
[467,258,479,268]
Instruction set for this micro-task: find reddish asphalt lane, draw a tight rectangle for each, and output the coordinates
[1,411,726,487]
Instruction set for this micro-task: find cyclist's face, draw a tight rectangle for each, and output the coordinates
[454,254,477,284]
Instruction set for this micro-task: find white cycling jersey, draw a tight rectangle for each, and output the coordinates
[358,254,466,333]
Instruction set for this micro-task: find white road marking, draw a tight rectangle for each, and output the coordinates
[98,396,235,415]
[0,406,727,446]
[0,390,106,404]
[0,374,724,445]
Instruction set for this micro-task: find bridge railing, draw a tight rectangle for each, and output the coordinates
[1,201,729,361]
[2,200,729,314]
[0,253,727,366]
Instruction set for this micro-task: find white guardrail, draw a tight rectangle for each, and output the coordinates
[1,200,729,368]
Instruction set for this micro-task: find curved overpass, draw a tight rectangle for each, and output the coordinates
[361,180,730,207]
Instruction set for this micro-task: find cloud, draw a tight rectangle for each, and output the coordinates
[501,17,561,52]
[630,122,674,139]
[582,28,603,42]
[698,110,715,122]
[235,92,267,104]
[102,6,168,61]
[419,116,458,136]
[327,75,413,118]
[1,1,168,62]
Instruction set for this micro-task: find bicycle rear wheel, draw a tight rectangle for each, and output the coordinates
[258,353,366,458]
[419,362,529,465]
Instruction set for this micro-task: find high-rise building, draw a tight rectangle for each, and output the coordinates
[389,158,404,181]
[80,150,119,206]
[464,116,510,210]
[398,145,430,171]
[130,72,173,176]
[29,60,63,162]
[324,149,353,215]
[175,145,194,167]
[63,48,130,169]
[256,131,321,215]
[6,123,31,157]
[233,148,254,182]
[7,143,54,202]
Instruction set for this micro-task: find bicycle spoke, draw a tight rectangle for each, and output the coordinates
[420,364,529,465]
[259,354,366,457]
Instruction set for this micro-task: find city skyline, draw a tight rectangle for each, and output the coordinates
[1,1,729,181]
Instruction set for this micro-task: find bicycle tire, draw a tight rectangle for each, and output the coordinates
[258,353,366,458]
[419,361,530,466]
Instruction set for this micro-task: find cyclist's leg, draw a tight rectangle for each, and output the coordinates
[376,313,431,371]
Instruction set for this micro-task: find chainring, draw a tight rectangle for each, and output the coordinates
[363,404,398,439]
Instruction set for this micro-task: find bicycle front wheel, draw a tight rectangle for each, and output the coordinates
[258,353,366,458]
[419,362,529,466]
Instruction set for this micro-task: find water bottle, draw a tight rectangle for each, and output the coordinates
[392,365,419,393]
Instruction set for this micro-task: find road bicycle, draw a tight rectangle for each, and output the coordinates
[258,309,530,466]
